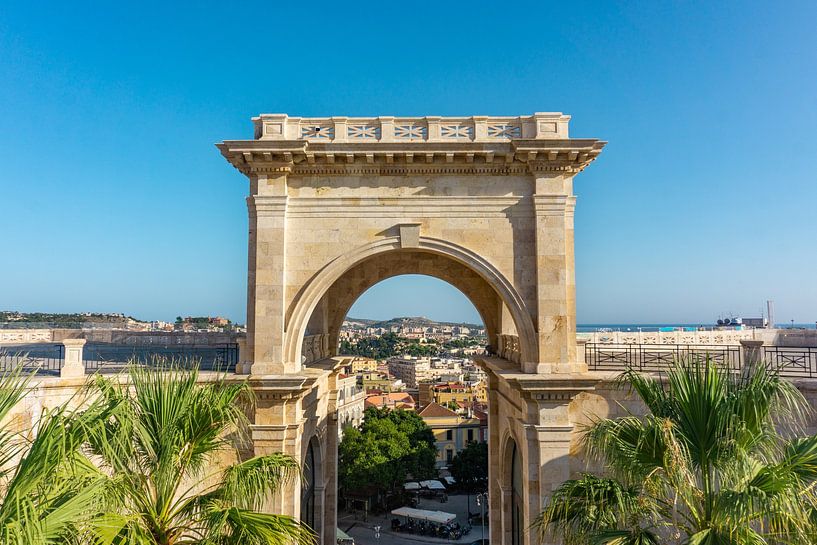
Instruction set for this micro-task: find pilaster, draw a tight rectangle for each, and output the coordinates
[531,170,579,373]
[322,368,343,545]
[512,375,596,545]
[247,170,291,375]
[250,375,311,516]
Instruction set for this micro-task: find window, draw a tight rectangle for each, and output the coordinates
[446,449,454,463]
[446,430,453,441]
[467,429,474,442]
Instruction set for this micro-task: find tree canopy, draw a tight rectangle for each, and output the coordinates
[85,366,314,545]
[449,440,488,494]
[338,407,437,498]
[0,369,116,545]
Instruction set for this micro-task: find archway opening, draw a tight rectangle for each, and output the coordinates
[328,273,493,542]
[301,439,318,533]
[294,247,532,371]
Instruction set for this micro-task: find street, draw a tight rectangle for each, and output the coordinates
[338,493,489,545]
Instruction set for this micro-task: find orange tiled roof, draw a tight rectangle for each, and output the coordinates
[418,402,459,418]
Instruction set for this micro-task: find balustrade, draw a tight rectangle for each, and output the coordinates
[301,334,330,365]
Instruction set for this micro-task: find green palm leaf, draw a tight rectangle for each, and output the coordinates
[536,357,817,545]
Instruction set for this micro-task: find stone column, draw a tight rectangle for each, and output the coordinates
[61,338,86,378]
[515,377,597,545]
[250,378,309,517]
[486,375,503,545]
[575,337,589,372]
[740,339,765,365]
[247,169,291,375]
[531,170,578,373]
[533,402,574,545]
[323,378,341,545]
[236,335,249,374]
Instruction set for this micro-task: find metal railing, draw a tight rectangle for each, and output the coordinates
[585,343,817,379]
[762,346,817,378]
[0,344,64,375]
[83,343,239,374]
[585,343,742,373]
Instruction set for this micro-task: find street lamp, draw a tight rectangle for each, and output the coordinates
[475,492,488,542]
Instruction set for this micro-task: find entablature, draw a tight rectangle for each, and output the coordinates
[217,112,605,178]
[217,139,605,177]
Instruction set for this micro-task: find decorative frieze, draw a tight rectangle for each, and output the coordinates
[251,113,570,143]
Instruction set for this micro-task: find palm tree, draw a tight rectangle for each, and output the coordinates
[535,358,817,545]
[0,368,110,545]
[85,365,315,545]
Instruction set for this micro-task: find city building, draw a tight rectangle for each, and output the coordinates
[359,371,404,393]
[336,374,365,437]
[347,357,378,373]
[418,402,486,468]
[364,392,416,411]
[387,356,431,388]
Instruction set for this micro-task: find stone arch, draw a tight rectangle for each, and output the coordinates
[285,236,538,371]
[500,432,524,545]
[301,434,323,536]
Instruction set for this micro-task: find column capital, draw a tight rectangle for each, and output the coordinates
[532,194,576,217]
[247,195,288,217]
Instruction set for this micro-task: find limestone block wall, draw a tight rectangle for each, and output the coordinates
[567,374,817,476]
[284,174,536,352]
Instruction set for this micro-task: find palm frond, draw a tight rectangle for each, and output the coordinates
[534,475,656,545]
[219,454,301,510]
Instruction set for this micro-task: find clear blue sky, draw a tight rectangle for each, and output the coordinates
[1,1,815,325]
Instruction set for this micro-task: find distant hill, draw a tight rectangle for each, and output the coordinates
[344,316,483,329]
[0,310,145,329]
[0,311,146,325]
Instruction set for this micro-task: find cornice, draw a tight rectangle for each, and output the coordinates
[216,139,605,177]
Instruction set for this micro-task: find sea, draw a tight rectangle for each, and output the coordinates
[577,323,817,333]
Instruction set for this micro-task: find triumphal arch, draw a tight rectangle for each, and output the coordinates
[218,113,605,545]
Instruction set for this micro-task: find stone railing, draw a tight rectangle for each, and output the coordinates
[0,329,53,344]
[497,334,521,364]
[253,113,570,142]
[579,329,754,346]
[302,334,330,365]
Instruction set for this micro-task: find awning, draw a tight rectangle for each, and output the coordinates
[403,482,420,490]
[420,479,446,490]
[391,507,425,518]
[443,476,456,485]
[390,507,456,525]
[425,511,456,524]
